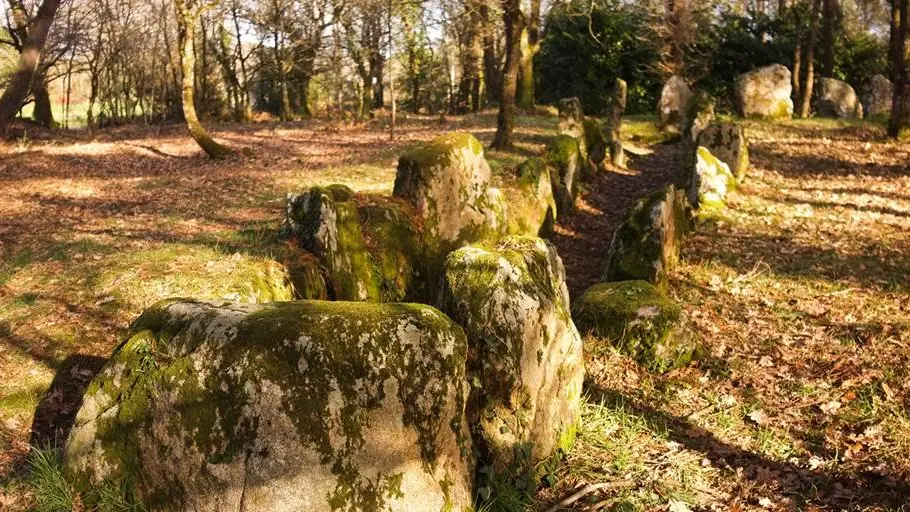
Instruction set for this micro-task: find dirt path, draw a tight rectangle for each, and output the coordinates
[553,143,682,298]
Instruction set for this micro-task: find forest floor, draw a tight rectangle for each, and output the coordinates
[0,111,908,511]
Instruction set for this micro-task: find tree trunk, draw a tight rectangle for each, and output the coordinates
[889,0,908,137]
[492,0,523,149]
[0,0,62,135]
[480,4,502,105]
[799,0,821,118]
[819,0,837,78]
[175,0,230,159]
[516,0,540,109]
[32,76,54,128]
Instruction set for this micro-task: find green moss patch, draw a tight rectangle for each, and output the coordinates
[572,281,698,373]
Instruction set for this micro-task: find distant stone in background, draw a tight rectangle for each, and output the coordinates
[659,75,692,130]
[607,78,628,168]
[573,280,698,372]
[546,134,583,213]
[604,185,688,290]
[688,146,736,210]
[557,97,587,157]
[65,299,475,511]
[697,122,749,181]
[582,118,608,174]
[863,74,893,119]
[394,132,505,252]
[682,92,716,148]
[443,236,584,489]
[815,78,863,119]
[734,64,794,119]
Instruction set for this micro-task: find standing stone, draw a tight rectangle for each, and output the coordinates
[557,97,585,140]
[65,299,474,511]
[863,74,893,119]
[607,78,628,168]
[284,185,380,301]
[682,92,716,147]
[442,236,584,490]
[815,78,863,119]
[658,75,692,130]
[545,135,583,214]
[604,185,688,290]
[582,118,608,174]
[394,132,504,252]
[688,146,736,210]
[507,158,557,237]
[697,122,749,181]
[734,64,794,119]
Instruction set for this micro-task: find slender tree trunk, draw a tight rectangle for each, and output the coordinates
[890,0,908,137]
[175,0,230,159]
[492,0,523,149]
[388,0,396,140]
[0,0,62,135]
[799,0,821,118]
[480,4,502,105]
[32,76,54,127]
[819,0,837,78]
[516,0,540,109]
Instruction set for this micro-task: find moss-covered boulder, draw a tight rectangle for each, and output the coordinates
[506,158,557,238]
[582,118,607,174]
[815,77,863,119]
[65,299,474,511]
[546,135,583,214]
[734,64,793,119]
[557,97,586,153]
[688,146,736,210]
[442,237,584,490]
[572,281,697,373]
[282,250,330,300]
[604,185,688,290]
[356,196,427,302]
[394,132,504,252]
[659,76,692,130]
[284,185,380,301]
[697,122,749,181]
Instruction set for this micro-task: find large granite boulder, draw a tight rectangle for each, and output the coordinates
[546,135,583,214]
[659,75,692,130]
[863,74,893,119]
[442,237,584,489]
[284,186,424,302]
[815,78,863,119]
[734,64,793,119]
[394,132,505,253]
[697,122,749,181]
[688,146,736,210]
[604,185,688,290]
[65,300,474,511]
[573,281,697,373]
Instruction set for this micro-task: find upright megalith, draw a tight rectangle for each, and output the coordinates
[442,237,584,490]
[815,78,863,119]
[604,185,688,290]
[582,117,608,174]
[284,187,424,302]
[65,299,475,511]
[557,97,585,141]
[682,91,716,148]
[546,134,583,214]
[573,281,697,373]
[284,185,380,301]
[697,122,749,181]
[508,158,557,237]
[394,132,504,252]
[688,146,736,210]
[734,64,793,119]
[659,75,692,130]
[863,74,893,119]
[606,78,628,168]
